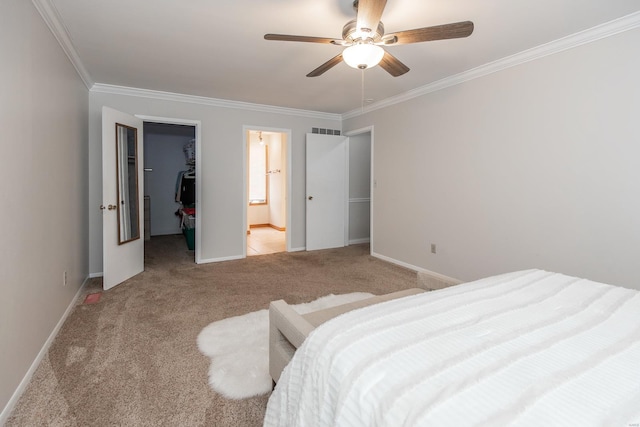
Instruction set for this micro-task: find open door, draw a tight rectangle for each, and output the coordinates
[306,133,348,251]
[102,106,144,290]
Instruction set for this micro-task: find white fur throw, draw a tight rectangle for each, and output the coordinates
[197,292,373,399]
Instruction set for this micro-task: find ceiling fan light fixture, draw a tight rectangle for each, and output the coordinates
[343,43,384,70]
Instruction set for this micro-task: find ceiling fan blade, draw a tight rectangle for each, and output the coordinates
[307,54,344,77]
[264,34,337,44]
[386,21,474,45]
[356,0,387,35]
[379,51,409,77]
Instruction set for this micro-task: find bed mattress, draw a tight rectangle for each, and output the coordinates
[264,269,640,426]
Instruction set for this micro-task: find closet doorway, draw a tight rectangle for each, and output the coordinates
[141,117,201,263]
[244,127,290,256]
[344,128,372,247]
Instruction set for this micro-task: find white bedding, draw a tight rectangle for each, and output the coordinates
[264,270,640,426]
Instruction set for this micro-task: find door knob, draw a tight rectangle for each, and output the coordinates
[100,205,106,210]
[308,196,313,200]
[108,204,117,210]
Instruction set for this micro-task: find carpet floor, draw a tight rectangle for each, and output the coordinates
[6,235,417,426]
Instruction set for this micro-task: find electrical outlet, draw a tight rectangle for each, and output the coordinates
[63,271,68,287]
[431,243,437,254]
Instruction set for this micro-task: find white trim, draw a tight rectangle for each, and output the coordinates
[349,237,370,245]
[371,251,462,284]
[31,0,93,89]
[344,137,350,246]
[342,11,640,119]
[285,131,293,253]
[137,115,202,127]
[198,254,245,264]
[370,129,374,254]
[344,126,375,137]
[242,128,248,259]
[195,123,203,262]
[0,276,90,425]
[344,126,374,253]
[290,246,306,252]
[34,0,640,119]
[136,115,203,264]
[418,269,464,286]
[92,84,341,121]
[372,251,422,271]
[88,272,103,278]
[349,198,371,203]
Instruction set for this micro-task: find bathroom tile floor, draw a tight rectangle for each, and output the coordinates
[247,227,285,256]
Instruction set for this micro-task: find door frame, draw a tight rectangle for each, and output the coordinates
[242,125,292,256]
[344,125,374,254]
[137,115,203,264]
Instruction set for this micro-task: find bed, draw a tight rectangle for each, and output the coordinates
[263,269,640,426]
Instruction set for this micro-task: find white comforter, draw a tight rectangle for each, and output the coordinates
[264,270,640,426]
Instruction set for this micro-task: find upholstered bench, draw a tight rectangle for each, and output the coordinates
[269,270,461,383]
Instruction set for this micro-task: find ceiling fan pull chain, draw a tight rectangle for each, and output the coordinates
[361,69,365,114]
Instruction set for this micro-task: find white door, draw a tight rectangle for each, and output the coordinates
[306,133,348,251]
[102,106,144,290]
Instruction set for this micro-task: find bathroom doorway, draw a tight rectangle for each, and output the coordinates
[245,128,289,256]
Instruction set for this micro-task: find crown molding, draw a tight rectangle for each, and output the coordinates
[31,0,93,89]
[342,11,640,120]
[32,0,640,120]
[90,84,342,121]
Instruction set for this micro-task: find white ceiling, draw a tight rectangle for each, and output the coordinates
[49,0,640,114]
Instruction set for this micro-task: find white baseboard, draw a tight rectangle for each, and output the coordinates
[349,237,370,245]
[197,254,245,264]
[371,252,462,284]
[289,246,306,252]
[88,272,103,278]
[194,247,309,263]
[0,275,90,425]
[371,251,423,271]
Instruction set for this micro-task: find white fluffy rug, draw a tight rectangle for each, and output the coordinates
[196,292,374,399]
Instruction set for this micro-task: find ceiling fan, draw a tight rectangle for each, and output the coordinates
[264,0,474,77]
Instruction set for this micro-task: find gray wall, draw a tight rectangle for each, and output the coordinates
[348,132,371,243]
[344,27,640,290]
[0,0,89,418]
[144,127,195,236]
[88,92,341,272]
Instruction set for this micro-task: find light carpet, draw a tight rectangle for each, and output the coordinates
[6,237,417,426]
[197,292,374,399]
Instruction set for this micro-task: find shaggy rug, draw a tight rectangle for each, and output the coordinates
[197,292,374,399]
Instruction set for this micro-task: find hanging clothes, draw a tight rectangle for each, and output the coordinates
[175,170,186,202]
[180,173,196,206]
